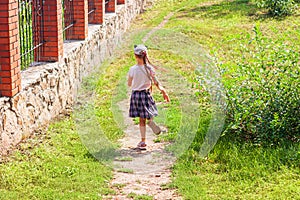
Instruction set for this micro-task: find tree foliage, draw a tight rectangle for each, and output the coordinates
[255,0,297,16]
[221,25,300,145]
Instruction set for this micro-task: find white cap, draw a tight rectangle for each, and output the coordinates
[134,44,147,56]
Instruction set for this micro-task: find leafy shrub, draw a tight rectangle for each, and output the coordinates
[220,24,300,145]
[255,0,297,16]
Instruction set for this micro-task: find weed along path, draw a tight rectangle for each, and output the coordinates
[104,11,182,200]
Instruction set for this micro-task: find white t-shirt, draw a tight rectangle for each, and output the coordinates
[128,64,154,91]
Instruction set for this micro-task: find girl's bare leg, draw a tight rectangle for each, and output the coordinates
[139,118,146,142]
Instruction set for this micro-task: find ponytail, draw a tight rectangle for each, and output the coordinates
[135,48,163,71]
[144,53,161,71]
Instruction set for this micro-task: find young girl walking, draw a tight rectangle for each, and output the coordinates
[127,44,170,149]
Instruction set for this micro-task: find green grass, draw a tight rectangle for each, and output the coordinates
[141,0,300,199]
[127,192,153,200]
[0,118,115,199]
[112,183,127,189]
[144,0,299,199]
[115,156,133,162]
[116,168,134,174]
[171,141,300,199]
[1,0,299,199]
[0,50,135,199]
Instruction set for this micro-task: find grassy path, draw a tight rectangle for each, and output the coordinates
[102,11,187,199]
[106,97,179,199]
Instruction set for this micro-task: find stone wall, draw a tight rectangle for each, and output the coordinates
[0,0,154,155]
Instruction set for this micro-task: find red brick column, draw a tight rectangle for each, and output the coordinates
[106,0,116,13]
[0,0,21,97]
[39,0,63,62]
[89,0,105,24]
[68,0,88,40]
[117,0,125,5]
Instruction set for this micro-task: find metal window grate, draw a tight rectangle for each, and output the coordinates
[62,0,75,40]
[105,0,110,12]
[88,0,96,22]
[18,0,45,70]
[88,0,96,15]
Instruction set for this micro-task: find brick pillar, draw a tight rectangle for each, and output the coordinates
[40,0,63,62]
[117,0,125,5]
[106,0,116,13]
[68,0,88,40]
[0,0,21,97]
[89,0,105,24]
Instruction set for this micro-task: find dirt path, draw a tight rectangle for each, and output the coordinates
[104,11,182,200]
[105,99,180,199]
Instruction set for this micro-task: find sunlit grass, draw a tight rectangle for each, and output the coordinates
[142,0,300,199]
[172,141,300,199]
[0,118,115,199]
[1,0,299,199]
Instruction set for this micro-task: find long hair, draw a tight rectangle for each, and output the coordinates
[135,51,159,70]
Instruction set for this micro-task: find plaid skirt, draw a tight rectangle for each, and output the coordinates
[129,90,158,119]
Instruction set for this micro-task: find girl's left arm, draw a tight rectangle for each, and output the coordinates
[152,76,170,103]
[148,65,170,102]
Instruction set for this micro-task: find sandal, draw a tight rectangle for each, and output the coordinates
[132,141,147,150]
[137,141,147,148]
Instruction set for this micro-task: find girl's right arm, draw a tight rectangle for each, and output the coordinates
[128,68,133,87]
[128,76,133,87]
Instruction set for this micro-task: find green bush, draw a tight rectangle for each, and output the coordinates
[221,25,300,145]
[255,0,297,16]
